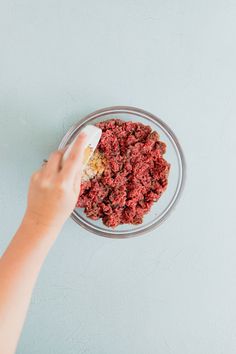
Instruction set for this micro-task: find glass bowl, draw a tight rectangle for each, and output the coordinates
[58,106,186,238]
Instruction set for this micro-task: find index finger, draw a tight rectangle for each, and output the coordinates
[60,132,87,179]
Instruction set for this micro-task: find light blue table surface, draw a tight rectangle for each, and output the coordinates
[1,1,236,353]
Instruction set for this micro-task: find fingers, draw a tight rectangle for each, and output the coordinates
[44,151,64,174]
[31,170,41,182]
[60,132,87,180]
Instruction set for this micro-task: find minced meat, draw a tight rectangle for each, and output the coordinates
[77,119,170,227]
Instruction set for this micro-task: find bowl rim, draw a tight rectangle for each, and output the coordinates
[58,105,186,238]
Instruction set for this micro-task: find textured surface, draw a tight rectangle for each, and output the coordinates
[0,0,236,353]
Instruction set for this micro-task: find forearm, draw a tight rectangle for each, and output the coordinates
[0,214,61,354]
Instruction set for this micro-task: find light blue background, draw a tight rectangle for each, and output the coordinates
[1,1,236,353]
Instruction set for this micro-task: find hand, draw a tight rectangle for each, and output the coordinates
[24,133,86,231]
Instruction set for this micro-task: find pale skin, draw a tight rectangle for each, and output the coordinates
[0,133,87,354]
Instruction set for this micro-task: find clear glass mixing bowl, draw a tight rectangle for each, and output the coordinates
[58,106,186,238]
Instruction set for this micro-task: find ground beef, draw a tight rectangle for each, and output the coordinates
[77,119,170,227]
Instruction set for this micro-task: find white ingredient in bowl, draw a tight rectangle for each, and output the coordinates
[81,150,106,182]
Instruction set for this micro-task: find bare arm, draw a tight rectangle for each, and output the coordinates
[0,133,86,354]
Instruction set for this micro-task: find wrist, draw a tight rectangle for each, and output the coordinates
[22,210,63,237]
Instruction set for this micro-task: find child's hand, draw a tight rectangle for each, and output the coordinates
[24,133,86,231]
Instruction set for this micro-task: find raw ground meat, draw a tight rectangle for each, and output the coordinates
[77,119,170,227]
